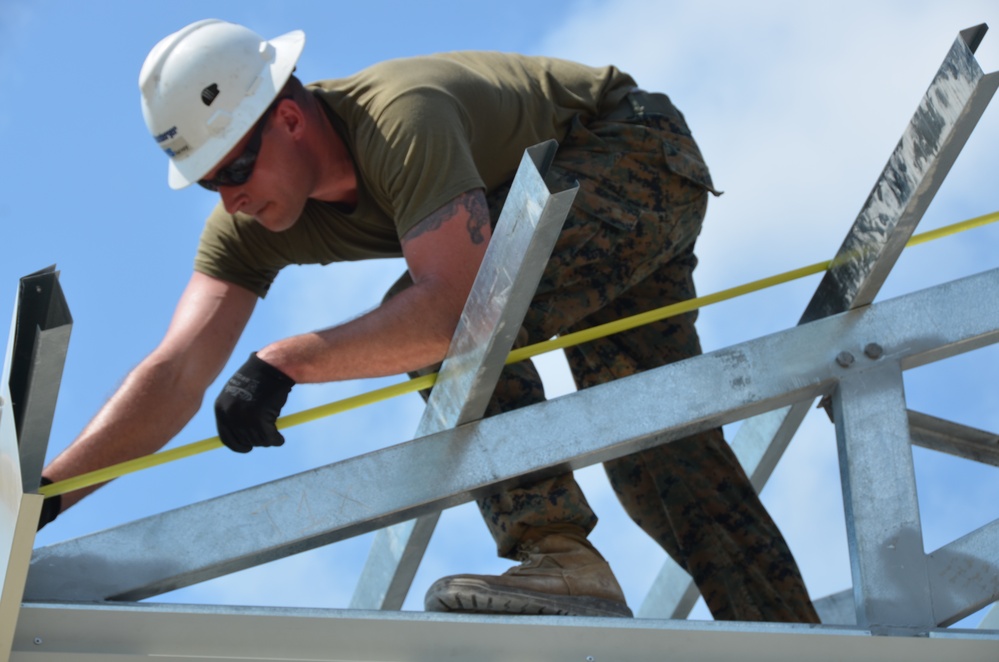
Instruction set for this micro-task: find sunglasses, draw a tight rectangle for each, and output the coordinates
[198,96,291,192]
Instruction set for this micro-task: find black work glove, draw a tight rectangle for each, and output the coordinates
[38,476,61,531]
[215,353,296,453]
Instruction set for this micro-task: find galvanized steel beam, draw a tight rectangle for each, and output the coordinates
[7,267,73,490]
[909,410,999,466]
[1,387,43,662]
[809,517,999,628]
[639,23,999,619]
[24,267,999,603]
[2,268,72,659]
[350,140,576,610]
[801,24,998,320]
[926,518,999,626]
[11,601,999,662]
[832,363,934,630]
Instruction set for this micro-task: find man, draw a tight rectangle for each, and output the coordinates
[40,19,819,622]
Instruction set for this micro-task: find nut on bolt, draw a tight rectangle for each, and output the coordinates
[864,343,884,360]
[835,351,855,368]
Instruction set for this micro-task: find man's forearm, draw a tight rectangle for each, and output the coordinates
[43,354,205,509]
[257,275,459,384]
[258,190,491,384]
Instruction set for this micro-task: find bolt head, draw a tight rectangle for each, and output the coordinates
[864,343,884,360]
[835,351,855,368]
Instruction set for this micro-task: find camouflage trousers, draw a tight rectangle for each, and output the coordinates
[388,93,818,623]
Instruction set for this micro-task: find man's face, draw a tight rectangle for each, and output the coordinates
[203,99,311,232]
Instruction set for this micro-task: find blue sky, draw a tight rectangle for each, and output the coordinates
[4,0,999,625]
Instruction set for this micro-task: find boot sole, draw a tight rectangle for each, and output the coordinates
[425,576,634,618]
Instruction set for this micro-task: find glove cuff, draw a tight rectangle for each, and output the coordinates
[38,476,62,531]
[247,352,296,388]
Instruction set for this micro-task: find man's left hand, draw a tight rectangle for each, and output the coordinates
[215,353,296,453]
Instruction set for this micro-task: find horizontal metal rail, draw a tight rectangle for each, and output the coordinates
[25,266,999,606]
[11,601,999,662]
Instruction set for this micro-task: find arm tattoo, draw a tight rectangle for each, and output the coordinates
[404,191,489,244]
[465,193,489,245]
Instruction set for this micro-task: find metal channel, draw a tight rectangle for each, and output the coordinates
[23,267,999,603]
[639,23,999,618]
[909,410,999,466]
[11,601,999,662]
[349,141,577,610]
[926,519,999,626]
[7,267,73,490]
[832,363,933,630]
[2,268,71,659]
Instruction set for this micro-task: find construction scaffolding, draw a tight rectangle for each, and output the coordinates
[3,23,999,662]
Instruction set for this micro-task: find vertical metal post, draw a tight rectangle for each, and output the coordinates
[2,267,72,659]
[350,141,578,609]
[8,267,73,488]
[832,361,933,630]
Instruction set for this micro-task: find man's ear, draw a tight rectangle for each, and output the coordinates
[274,98,306,137]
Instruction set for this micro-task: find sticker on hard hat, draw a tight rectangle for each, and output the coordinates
[163,143,191,158]
[201,83,220,106]
[155,126,179,143]
[154,127,191,159]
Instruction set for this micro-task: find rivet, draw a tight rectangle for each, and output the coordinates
[586,657,596,662]
[34,637,43,645]
[835,351,855,368]
[864,343,884,360]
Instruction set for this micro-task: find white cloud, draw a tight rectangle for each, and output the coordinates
[540,0,999,290]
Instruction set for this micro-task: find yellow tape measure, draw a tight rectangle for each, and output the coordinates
[39,209,999,498]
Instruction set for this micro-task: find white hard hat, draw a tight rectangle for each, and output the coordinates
[139,19,305,189]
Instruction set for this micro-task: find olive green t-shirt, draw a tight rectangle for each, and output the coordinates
[195,52,636,297]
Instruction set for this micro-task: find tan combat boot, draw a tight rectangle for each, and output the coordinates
[424,525,633,617]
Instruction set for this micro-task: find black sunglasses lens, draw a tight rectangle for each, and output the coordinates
[199,149,257,190]
[196,95,288,191]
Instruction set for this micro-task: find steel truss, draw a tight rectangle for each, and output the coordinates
[4,23,999,662]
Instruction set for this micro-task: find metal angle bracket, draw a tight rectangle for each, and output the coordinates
[2,267,72,660]
[804,22,997,320]
[6,267,73,490]
[350,140,577,610]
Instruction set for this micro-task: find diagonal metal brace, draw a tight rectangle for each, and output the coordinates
[349,141,577,609]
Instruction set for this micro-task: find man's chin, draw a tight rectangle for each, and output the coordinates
[255,205,298,232]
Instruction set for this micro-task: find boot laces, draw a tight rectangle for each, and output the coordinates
[513,542,542,563]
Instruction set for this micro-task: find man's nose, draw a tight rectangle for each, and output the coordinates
[219,186,249,215]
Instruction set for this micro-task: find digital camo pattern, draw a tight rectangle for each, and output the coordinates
[387,93,818,623]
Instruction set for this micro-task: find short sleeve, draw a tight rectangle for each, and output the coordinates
[193,204,287,298]
[357,88,485,237]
